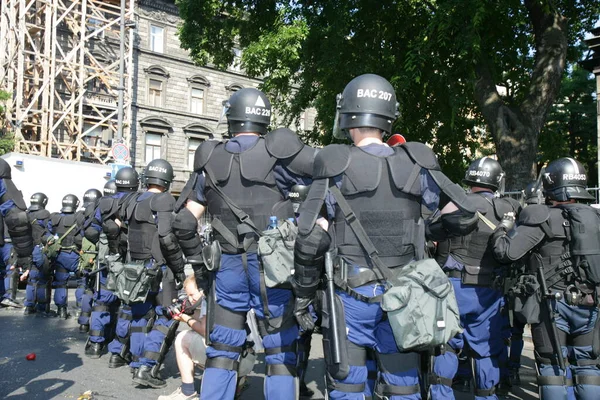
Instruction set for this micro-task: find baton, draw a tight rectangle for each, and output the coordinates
[325,251,342,364]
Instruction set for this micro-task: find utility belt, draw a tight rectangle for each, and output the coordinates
[105,254,161,304]
[444,267,501,289]
[563,284,598,307]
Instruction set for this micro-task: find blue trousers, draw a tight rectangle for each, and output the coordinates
[1,243,14,300]
[77,276,94,326]
[431,278,504,400]
[24,246,50,309]
[328,284,421,400]
[532,299,600,400]
[52,250,80,306]
[200,252,298,400]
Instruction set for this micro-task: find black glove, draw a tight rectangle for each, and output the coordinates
[294,296,315,332]
[499,212,516,231]
[174,271,186,290]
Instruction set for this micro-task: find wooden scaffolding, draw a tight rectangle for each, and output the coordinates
[0,0,134,163]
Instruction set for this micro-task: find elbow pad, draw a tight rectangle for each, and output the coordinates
[441,211,478,237]
[159,232,185,274]
[292,225,331,298]
[172,208,203,259]
[5,207,34,257]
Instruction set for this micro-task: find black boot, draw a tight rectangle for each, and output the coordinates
[57,305,69,319]
[133,365,166,388]
[300,381,315,398]
[108,353,131,368]
[509,368,521,386]
[79,324,89,333]
[85,342,105,359]
[496,374,512,396]
[23,306,36,315]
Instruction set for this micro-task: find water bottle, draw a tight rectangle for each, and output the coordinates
[267,216,278,230]
[287,217,296,225]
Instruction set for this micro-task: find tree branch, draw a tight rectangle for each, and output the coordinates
[521,0,568,132]
[473,60,505,141]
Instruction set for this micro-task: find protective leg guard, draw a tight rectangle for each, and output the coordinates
[129,305,156,368]
[430,349,458,399]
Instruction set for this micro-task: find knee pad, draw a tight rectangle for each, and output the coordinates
[374,352,421,398]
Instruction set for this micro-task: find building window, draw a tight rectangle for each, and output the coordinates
[229,48,242,72]
[150,25,164,53]
[190,88,205,114]
[145,133,162,162]
[299,111,306,131]
[188,138,204,168]
[148,79,163,107]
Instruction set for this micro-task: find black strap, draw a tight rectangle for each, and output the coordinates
[265,344,296,356]
[474,387,496,397]
[206,356,239,371]
[211,342,243,354]
[428,373,453,387]
[144,350,160,361]
[204,173,262,237]
[118,312,133,321]
[92,305,108,312]
[576,359,600,367]
[538,375,573,386]
[266,364,297,377]
[327,380,366,393]
[80,311,91,317]
[89,329,104,337]
[444,270,462,279]
[130,326,152,334]
[329,185,398,285]
[257,256,271,319]
[375,380,420,396]
[574,375,600,385]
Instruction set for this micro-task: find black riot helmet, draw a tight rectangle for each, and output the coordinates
[61,194,80,213]
[223,88,272,135]
[114,167,139,192]
[333,74,400,139]
[0,158,11,179]
[103,180,117,196]
[144,159,174,191]
[289,184,310,214]
[523,181,543,205]
[462,157,505,191]
[83,188,102,207]
[542,157,594,202]
[29,192,48,211]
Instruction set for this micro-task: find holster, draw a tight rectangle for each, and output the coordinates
[461,265,495,287]
[202,240,222,272]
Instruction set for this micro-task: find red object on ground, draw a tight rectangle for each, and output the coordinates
[25,353,36,361]
[387,134,406,147]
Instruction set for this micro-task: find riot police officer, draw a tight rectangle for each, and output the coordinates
[23,193,52,315]
[173,87,315,399]
[430,157,521,400]
[292,74,477,400]
[76,188,102,332]
[46,194,85,318]
[0,159,33,308]
[84,172,138,358]
[106,159,186,388]
[492,157,600,400]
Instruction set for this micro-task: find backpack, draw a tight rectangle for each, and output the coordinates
[380,259,463,352]
[562,205,600,284]
[257,219,297,288]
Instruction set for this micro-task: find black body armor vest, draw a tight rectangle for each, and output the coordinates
[50,212,81,248]
[28,209,50,246]
[202,139,293,254]
[448,193,517,271]
[332,146,424,268]
[124,193,162,263]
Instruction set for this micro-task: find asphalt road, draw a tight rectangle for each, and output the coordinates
[0,291,540,400]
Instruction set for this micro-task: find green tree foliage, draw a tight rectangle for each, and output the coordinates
[539,63,597,185]
[177,0,599,188]
[0,90,15,156]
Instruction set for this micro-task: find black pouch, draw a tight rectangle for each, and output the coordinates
[322,291,350,381]
[593,316,600,359]
[462,265,495,286]
[513,274,541,324]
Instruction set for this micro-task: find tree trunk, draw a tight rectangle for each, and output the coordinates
[472,0,567,192]
[492,106,538,191]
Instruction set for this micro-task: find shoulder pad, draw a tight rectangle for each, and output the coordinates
[281,145,317,177]
[517,205,550,226]
[50,213,62,226]
[98,197,115,216]
[400,142,440,171]
[150,192,176,212]
[0,159,11,179]
[265,128,304,159]
[193,140,221,172]
[36,209,51,220]
[313,144,351,179]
